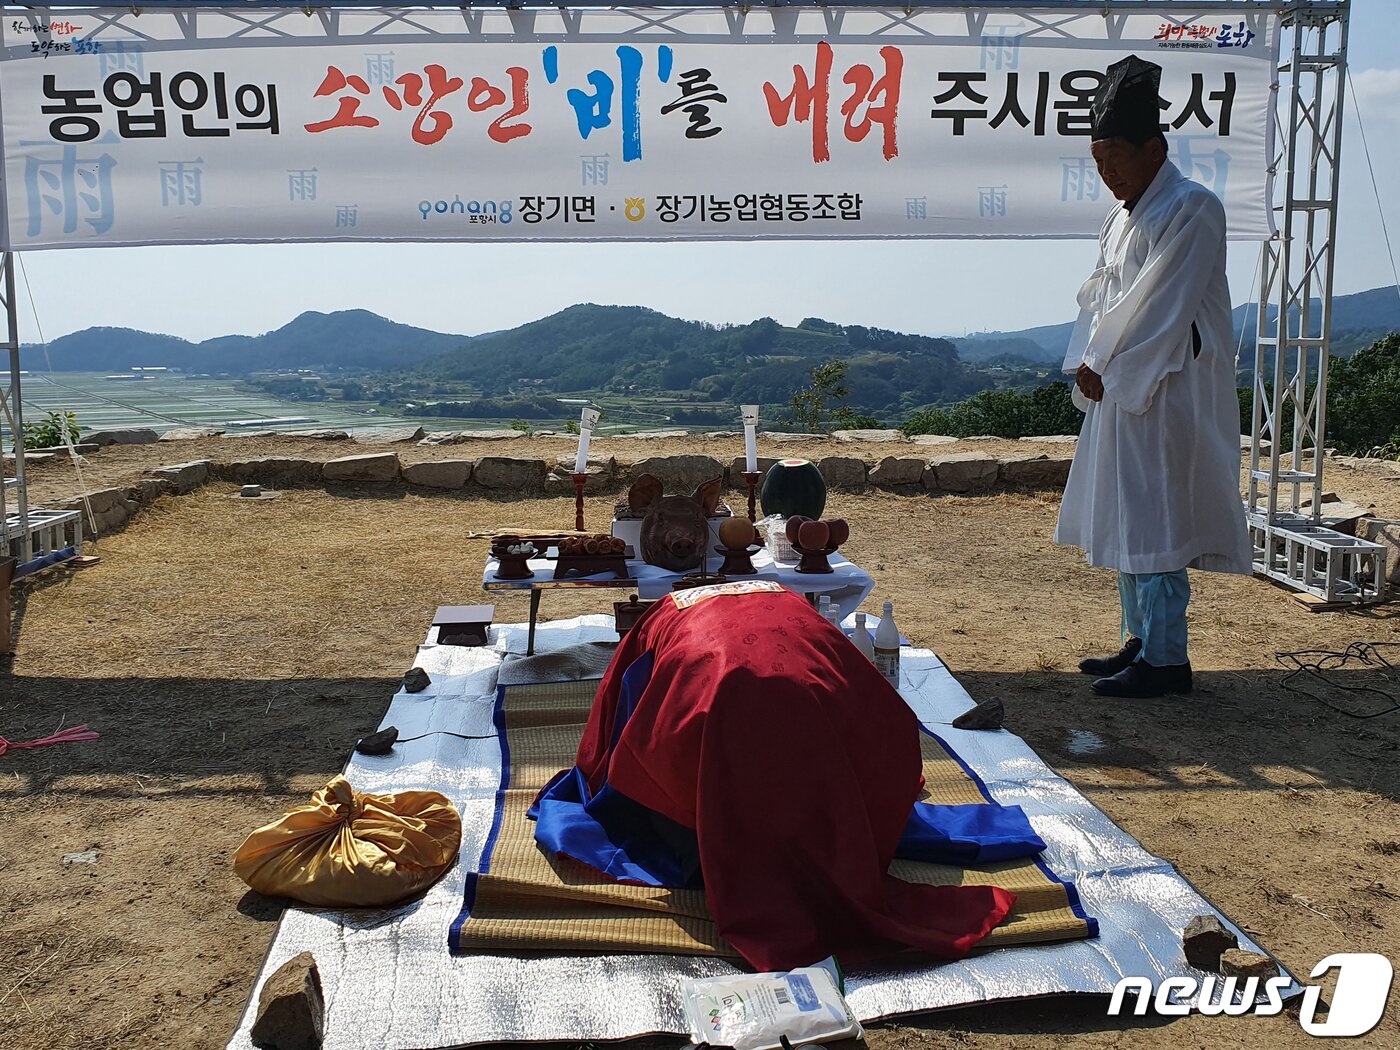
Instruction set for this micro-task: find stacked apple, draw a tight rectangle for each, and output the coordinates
[785,515,850,552]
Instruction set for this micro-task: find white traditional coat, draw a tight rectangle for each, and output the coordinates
[1054,160,1253,575]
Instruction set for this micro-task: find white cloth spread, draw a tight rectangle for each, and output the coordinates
[1055,161,1253,575]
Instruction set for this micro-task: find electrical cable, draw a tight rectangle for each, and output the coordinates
[1346,67,1400,312]
[1273,641,1400,719]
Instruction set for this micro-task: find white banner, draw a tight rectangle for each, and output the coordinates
[0,7,1278,249]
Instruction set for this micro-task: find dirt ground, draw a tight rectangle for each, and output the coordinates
[1,438,1398,1050]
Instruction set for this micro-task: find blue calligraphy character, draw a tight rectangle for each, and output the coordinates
[159,158,203,207]
[549,45,645,162]
[23,140,117,237]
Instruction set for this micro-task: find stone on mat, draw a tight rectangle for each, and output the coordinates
[1183,914,1239,971]
[250,951,324,1050]
[403,667,431,693]
[951,698,1004,731]
[1219,948,1279,981]
[354,727,400,756]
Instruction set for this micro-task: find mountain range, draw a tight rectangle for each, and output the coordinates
[956,284,1400,364]
[32,309,473,374]
[25,284,1398,415]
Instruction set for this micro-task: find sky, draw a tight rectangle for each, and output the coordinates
[17,1,1400,345]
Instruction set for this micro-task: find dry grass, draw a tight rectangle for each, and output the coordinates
[0,478,1398,1049]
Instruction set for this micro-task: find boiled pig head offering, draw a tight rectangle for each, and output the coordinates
[631,473,725,572]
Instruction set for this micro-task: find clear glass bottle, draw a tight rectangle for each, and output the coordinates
[853,612,876,661]
[818,596,832,625]
[874,601,901,689]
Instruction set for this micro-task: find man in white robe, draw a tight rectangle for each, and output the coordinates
[1054,55,1253,699]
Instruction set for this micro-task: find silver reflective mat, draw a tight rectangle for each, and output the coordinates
[227,617,1296,1050]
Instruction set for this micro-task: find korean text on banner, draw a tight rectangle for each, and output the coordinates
[1,7,1277,249]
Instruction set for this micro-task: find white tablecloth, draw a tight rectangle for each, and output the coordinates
[483,550,876,621]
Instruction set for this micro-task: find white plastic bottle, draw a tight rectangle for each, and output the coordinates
[853,612,876,661]
[874,601,901,689]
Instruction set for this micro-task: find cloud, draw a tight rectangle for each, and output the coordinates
[1350,68,1400,128]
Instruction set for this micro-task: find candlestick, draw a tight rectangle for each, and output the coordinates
[742,471,762,522]
[575,406,601,473]
[741,405,759,473]
[571,473,588,532]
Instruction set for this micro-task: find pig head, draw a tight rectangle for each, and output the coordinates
[632,474,724,572]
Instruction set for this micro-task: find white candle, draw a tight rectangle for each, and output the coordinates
[575,407,600,473]
[741,405,759,473]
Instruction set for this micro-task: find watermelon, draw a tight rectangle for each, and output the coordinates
[760,458,827,520]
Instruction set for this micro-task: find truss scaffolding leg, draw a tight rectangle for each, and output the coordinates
[1247,1,1385,604]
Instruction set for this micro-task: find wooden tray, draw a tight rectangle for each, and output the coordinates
[552,552,632,580]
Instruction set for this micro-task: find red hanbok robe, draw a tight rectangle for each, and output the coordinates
[566,583,1014,970]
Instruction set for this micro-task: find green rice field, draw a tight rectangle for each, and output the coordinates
[8,373,741,441]
[12,372,407,437]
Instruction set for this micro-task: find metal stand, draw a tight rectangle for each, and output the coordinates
[1247,1,1385,603]
[0,252,82,579]
[742,472,762,522]
[571,473,588,532]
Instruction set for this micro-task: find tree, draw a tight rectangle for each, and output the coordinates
[900,382,1079,438]
[22,410,80,449]
[1326,332,1400,456]
[787,360,871,433]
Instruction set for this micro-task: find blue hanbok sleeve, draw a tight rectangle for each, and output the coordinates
[897,802,1046,865]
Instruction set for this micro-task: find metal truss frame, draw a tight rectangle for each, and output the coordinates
[1246,0,1384,603]
[0,0,1373,600]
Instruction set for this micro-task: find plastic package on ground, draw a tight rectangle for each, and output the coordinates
[682,965,861,1050]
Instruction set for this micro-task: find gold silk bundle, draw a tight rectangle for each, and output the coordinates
[234,776,462,907]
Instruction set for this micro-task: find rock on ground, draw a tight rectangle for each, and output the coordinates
[219,458,325,487]
[144,461,210,495]
[832,429,906,443]
[83,428,159,446]
[351,426,425,445]
[1001,454,1074,489]
[160,426,225,441]
[473,457,547,491]
[818,456,868,490]
[869,456,926,488]
[402,460,473,489]
[419,430,525,444]
[1358,519,1400,586]
[629,455,726,494]
[1183,914,1239,971]
[250,951,324,1050]
[927,451,1000,493]
[323,453,401,484]
[1219,948,1279,981]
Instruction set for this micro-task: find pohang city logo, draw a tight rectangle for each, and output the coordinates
[1108,953,1393,1037]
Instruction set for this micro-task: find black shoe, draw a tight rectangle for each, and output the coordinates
[1078,637,1143,677]
[1092,659,1193,698]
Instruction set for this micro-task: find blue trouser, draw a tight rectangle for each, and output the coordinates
[1118,570,1190,667]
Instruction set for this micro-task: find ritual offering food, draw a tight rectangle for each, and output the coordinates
[717,516,759,550]
[552,533,631,580]
[557,534,626,557]
[629,475,726,572]
[760,458,827,521]
[784,515,849,574]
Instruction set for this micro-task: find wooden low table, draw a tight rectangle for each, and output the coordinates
[482,550,875,655]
